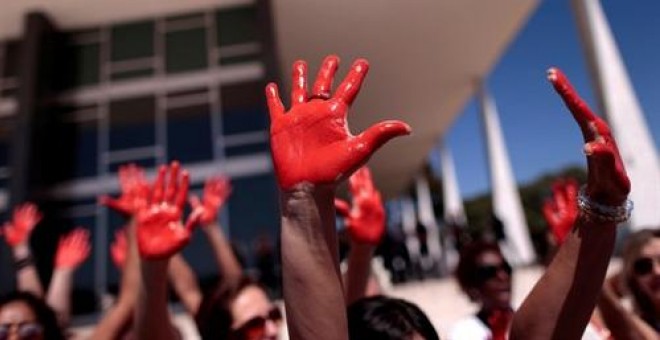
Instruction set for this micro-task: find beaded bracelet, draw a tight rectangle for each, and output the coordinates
[13,255,35,271]
[577,186,633,224]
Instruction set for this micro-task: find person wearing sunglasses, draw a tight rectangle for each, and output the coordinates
[450,240,513,340]
[597,228,660,339]
[196,276,282,340]
[0,291,65,340]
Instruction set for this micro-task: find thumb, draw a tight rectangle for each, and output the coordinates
[185,210,203,232]
[189,195,202,209]
[334,199,351,217]
[355,120,411,158]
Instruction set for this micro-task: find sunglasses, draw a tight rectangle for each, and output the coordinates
[0,322,43,340]
[633,256,660,276]
[233,306,283,339]
[474,262,513,282]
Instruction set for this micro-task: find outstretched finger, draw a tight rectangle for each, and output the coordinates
[165,161,180,203]
[547,67,599,142]
[175,170,190,210]
[335,198,351,217]
[312,55,339,100]
[291,60,308,106]
[266,83,284,118]
[152,165,167,203]
[334,59,369,106]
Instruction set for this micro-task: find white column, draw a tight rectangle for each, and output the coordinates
[438,140,467,225]
[478,83,536,265]
[571,0,660,229]
[415,174,442,271]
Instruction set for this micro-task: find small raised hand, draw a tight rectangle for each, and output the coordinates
[110,228,128,269]
[543,178,579,245]
[266,55,411,189]
[335,167,385,245]
[189,176,232,226]
[2,203,42,247]
[55,228,91,270]
[136,161,200,260]
[100,164,151,217]
[547,68,630,206]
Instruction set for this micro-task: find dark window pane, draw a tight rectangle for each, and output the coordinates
[64,120,98,178]
[108,157,156,173]
[72,44,100,86]
[225,141,268,157]
[111,21,154,61]
[166,28,207,73]
[227,174,279,265]
[109,97,156,150]
[110,68,154,81]
[219,52,261,66]
[216,6,259,46]
[220,81,267,135]
[3,40,20,78]
[167,104,213,163]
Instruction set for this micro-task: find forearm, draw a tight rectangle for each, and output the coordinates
[13,244,44,297]
[135,260,178,340]
[46,269,74,327]
[510,218,616,340]
[345,243,375,305]
[597,284,659,340]
[168,254,202,316]
[281,184,347,340]
[202,224,242,282]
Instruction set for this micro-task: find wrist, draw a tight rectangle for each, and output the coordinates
[53,267,75,275]
[12,244,30,259]
[578,186,633,224]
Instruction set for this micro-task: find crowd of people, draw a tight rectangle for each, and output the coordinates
[0,55,652,340]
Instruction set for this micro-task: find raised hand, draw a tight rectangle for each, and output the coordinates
[136,161,200,260]
[189,176,232,226]
[543,178,579,245]
[100,164,151,217]
[335,167,385,245]
[266,55,411,189]
[2,203,42,247]
[547,68,630,206]
[55,228,91,270]
[110,228,128,269]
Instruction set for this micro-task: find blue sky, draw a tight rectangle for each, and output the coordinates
[431,0,660,199]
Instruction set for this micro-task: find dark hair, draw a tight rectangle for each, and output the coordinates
[455,240,505,296]
[622,228,660,325]
[0,291,66,340]
[195,276,263,340]
[347,295,439,340]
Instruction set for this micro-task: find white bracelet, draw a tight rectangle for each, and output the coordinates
[577,186,633,224]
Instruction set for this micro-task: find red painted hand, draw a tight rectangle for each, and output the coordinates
[136,161,200,260]
[110,228,127,269]
[99,164,151,217]
[335,167,385,245]
[266,55,411,189]
[542,178,579,245]
[189,176,232,226]
[548,68,630,205]
[1,203,42,247]
[55,228,91,269]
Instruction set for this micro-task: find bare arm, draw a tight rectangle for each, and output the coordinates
[201,223,242,282]
[3,203,45,297]
[12,244,44,297]
[510,68,632,339]
[168,254,202,316]
[345,243,376,305]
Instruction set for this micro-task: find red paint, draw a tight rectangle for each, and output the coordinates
[55,228,91,269]
[487,309,513,340]
[110,228,127,269]
[548,68,630,205]
[543,178,579,245]
[99,164,150,217]
[335,167,385,245]
[266,55,411,189]
[1,203,42,247]
[189,176,232,226]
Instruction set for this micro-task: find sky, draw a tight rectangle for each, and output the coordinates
[430,0,660,200]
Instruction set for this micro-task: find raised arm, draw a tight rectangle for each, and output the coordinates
[510,68,632,340]
[134,161,200,340]
[190,176,242,282]
[47,227,90,328]
[267,55,410,340]
[335,167,385,305]
[2,203,44,297]
[167,254,202,316]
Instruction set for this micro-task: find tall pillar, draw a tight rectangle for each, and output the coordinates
[571,0,660,229]
[438,140,467,225]
[478,83,535,265]
[415,174,442,272]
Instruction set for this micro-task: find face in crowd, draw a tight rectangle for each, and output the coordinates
[229,285,282,340]
[472,250,512,310]
[628,233,660,311]
[0,300,44,340]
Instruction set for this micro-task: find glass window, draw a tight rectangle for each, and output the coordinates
[71,43,100,87]
[225,142,269,157]
[167,104,213,163]
[109,96,156,150]
[216,6,259,47]
[165,28,207,73]
[220,81,268,135]
[63,119,98,178]
[110,68,154,81]
[111,21,154,61]
[2,40,20,78]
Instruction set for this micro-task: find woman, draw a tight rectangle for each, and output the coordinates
[0,291,65,340]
